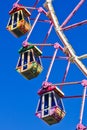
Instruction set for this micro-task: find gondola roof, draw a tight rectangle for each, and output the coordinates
[9,4,31,17]
[18,44,42,56]
[38,84,64,98]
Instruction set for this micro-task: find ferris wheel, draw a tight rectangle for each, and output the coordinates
[6,0,87,129]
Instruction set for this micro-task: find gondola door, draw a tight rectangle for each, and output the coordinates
[21,51,29,71]
[13,12,18,29]
[21,50,34,71]
[42,92,51,118]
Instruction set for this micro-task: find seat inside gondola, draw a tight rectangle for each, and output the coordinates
[16,45,43,80]
[36,88,65,125]
[6,6,31,37]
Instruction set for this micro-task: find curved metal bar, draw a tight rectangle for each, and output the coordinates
[45,0,87,77]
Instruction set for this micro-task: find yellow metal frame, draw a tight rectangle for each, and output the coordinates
[7,10,31,37]
[16,49,43,79]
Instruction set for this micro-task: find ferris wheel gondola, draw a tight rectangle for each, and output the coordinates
[16,44,43,80]
[6,4,31,37]
[36,82,65,125]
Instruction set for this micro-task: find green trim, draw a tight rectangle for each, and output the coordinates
[18,45,34,53]
[18,44,42,56]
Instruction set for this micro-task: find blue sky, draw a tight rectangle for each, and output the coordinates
[0,0,87,130]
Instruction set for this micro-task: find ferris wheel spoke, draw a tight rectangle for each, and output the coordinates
[41,56,68,60]
[60,0,85,28]
[61,20,87,31]
[15,0,20,4]
[52,81,82,86]
[30,18,51,23]
[40,23,53,50]
[79,86,87,124]
[33,0,40,7]
[29,0,41,13]
[63,95,87,99]
[60,61,71,90]
[45,45,59,82]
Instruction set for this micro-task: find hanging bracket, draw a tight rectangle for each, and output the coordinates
[76,123,87,130]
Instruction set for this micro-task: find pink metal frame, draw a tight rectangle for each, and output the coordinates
[76,80,87,130]
[60,0,85,28]
[13,0,87,129]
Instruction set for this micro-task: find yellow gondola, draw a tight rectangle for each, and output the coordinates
[16,44,43,80]
[6,4,31,37]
